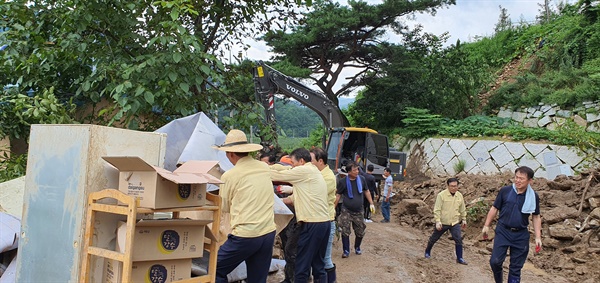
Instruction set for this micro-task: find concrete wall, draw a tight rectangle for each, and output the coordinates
[403,138,600,180]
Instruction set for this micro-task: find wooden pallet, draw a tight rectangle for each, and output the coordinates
[79,189,222,282]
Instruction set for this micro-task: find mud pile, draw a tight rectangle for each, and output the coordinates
[392,168,600,283]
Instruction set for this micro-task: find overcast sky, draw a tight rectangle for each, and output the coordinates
[242,0,577,61]
[409,0,577,44]
[239,0,578,95]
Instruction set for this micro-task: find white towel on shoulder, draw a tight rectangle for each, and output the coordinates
[512,183,536,214]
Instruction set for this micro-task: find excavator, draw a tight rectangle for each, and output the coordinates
[253,61,406,180]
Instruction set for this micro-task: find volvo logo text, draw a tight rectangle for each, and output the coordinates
[286,84,310,100]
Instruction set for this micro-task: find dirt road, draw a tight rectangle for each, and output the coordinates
[269,215,572,283]
[332,216,571,283]
[266,168,600,283]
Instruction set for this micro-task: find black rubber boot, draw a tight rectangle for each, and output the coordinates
[354,236,363,249]
[354,236,363,254]
[424,242,433,258]
[326,264,337,283]
[507,275,520,283]
[342,235,350,257]
[455,245,468,265]
[313,273,328,283]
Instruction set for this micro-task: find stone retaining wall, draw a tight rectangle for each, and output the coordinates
[497,101,600,132]
[403,138,600,180]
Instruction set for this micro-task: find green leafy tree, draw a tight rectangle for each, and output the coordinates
[0,87,75,155]
[0,148,27,182]
[349,39,435,131]
[0,0,307,148]
[423,41,491,119]
[494,5,512,33]
[350,26,490,130]
[263,0,456,125]
[274,100,321,138]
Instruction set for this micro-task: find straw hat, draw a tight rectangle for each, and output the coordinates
[213,129,263,152]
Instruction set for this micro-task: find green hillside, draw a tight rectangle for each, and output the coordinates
[469,2,600,111]
[346,1,600,151]
[249,2,600,151]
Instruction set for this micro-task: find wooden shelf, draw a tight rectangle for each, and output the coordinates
[137,205,220,214]
[79,189,222,283]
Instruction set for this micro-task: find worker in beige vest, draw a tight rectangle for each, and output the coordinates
[214,129,276,283]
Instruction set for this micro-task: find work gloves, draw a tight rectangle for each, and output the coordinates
[370,204,376,214]
[277,185,293,194]
[482,225,490,239]
[482,225,489,235]
[461,220,467,229]
[435,222,442,231]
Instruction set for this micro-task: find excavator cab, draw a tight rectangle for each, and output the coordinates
[326,127,389,180]
[253,61,405,180]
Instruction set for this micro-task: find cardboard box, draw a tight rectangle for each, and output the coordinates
[104,258,192,283]
[102,157,222,209]
[175,160,223,180]
[117,219,213,261]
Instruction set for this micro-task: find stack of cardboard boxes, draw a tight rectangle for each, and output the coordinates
[101,157,222,283]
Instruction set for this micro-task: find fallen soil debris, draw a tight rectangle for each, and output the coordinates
[264,168,600,282]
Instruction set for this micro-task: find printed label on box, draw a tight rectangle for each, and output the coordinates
[117,219,210,261]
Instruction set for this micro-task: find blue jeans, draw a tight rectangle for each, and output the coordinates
[381,200,390,221]
[216,231,276,283]
[323,221,335,269]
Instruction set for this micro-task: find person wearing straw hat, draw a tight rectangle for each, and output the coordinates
[214,129,277,283]
[270,148,330,283]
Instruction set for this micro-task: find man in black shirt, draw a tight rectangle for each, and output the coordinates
[335,162,375,258]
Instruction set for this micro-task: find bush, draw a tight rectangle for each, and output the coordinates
[453,159,466,174]
[395,112,600,152]
[545,89,577,107]
[466,199,490,224]
[401,108,442,138]
[438,116,512,137]
[279,137,305,153]
[0,149,27,183]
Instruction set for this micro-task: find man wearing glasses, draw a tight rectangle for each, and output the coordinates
[424,177,468,265]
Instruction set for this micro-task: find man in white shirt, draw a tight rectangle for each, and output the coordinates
[380,168,393,223]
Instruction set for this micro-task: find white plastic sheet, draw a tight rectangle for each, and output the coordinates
[155,113,293,283]
[0,212,19,283]
[155,112,233,191]
[0,213,19,253]
[226,259,286,282]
